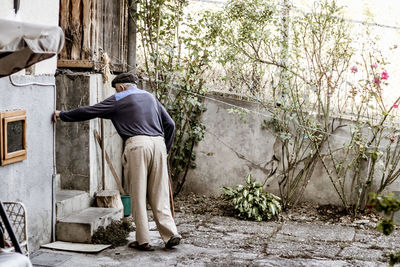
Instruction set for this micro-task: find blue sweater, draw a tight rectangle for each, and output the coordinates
[60,87,175,152]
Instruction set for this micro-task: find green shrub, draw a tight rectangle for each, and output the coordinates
[368,193,400,266]
[222,174,281,221]
[389,251,400,266]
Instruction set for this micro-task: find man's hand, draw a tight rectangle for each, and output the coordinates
[52,110,61,123]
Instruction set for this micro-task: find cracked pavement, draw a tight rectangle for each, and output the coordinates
[35,210,400,266]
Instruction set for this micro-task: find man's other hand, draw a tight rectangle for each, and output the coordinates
[53,110,61,123]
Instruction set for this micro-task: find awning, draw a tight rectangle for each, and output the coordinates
[0,19,64,77]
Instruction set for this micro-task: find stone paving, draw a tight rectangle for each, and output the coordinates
[36,211,400,266]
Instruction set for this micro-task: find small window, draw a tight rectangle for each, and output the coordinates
[1,110,27,166]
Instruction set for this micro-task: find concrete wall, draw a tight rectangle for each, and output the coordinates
[184,92,400,205]
[0,0,59,75]
[0,75,55,251]
[184,93,281,198]
[56,73,123,196]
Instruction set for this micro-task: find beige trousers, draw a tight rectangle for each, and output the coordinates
[122,135,178,245]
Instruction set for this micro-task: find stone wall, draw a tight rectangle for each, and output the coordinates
[56,73,123,196]
[0,75,55,251]
[184,92,400,205]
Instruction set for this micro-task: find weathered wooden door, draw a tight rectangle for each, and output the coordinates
[58,0,128,72]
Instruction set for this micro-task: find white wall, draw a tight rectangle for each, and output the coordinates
[0,0,60,75]
[0,0,60,251]
[0,75,55,251]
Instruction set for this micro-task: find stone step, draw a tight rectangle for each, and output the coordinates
[56,190,91,220]
[56,207,123,243]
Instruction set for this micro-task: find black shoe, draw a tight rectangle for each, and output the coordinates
[165,235,181,249]
[129,241,154,251]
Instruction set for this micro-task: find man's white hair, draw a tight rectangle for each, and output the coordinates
[122,83,136,88]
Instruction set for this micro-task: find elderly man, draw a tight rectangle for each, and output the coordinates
[53,73,181,251]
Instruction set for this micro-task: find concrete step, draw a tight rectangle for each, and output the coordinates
[56,207,123,243]
[56,190,91,220]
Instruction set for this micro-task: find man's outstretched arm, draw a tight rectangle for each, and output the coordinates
[53,96,116,123]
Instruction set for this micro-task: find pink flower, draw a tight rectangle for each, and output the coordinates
[394,45,398,49]
[394,104,399,108]
[371,63,378,69]
[381,71,389,80]
[374,77,381,85]
[351,66,358,73]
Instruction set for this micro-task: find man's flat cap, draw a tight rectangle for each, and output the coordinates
[111,73,139,88]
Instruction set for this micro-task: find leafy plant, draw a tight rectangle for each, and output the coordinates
[389,251,400,267]
[134,0,214,195]
[204,0,400,215]
[135,0,400,213]
[222,173,281,221]
[368,193,400,266]
[368,192,400,235]
[206,0,331,209]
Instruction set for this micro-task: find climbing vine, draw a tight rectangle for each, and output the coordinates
[134,0,215,195]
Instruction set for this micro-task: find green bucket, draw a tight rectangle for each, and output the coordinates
[121,194,131,217]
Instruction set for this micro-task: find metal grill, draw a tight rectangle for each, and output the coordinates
[1,202,29,256]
